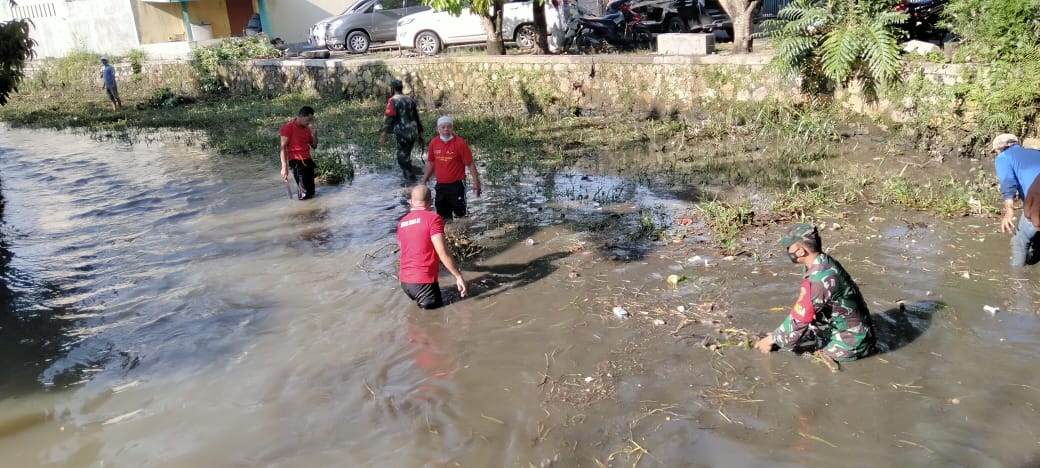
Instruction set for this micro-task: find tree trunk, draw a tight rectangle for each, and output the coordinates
[718,0,760,53]
[481,1,507,55]
[532,0,550,54]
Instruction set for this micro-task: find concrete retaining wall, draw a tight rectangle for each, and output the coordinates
[228,54,969,121]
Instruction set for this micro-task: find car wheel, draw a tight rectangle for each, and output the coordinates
[515,24,536,49]
[416,31,441,56]
[666,16,687,33]
[346,31,370,54]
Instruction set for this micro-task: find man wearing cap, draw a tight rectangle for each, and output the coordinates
[99,57,121,111]
[420,116,481,219]
[398,185,467,309]
[380,78,424,181]
[754,224,876,363]
[993,133,1040,266]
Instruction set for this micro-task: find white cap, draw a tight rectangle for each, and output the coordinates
[992,133,1019,152]
[100,56,109,62]
[437,115,453,126]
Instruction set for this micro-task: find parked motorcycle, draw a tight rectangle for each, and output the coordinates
[895,0,948,41]
[565,0,654,53]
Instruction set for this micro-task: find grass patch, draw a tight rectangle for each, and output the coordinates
[697,199,755,252]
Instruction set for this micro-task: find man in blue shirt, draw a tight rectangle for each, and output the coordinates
[99,57,121,111]
[994,133,1040,265]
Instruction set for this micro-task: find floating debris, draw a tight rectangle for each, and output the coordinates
[983,305,999,315]
[612,307,630,319]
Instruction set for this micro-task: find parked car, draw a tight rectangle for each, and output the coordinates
[630,0,734,39]
[396,0,561,55]
[309,0,431,53]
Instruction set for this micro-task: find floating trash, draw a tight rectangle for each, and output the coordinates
[983,305,999,315]
[612,307,630,319]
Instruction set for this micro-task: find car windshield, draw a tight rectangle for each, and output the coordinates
[341,0,372,15]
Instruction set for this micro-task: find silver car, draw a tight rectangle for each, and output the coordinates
[315,0,430,53]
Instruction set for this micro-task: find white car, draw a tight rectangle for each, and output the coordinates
[396,0,562,55]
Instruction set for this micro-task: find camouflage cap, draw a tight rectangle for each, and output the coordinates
[780,223,819,249]
[389,78,403,90]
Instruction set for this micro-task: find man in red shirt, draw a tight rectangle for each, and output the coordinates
[279,106,318,200]
[398,185,468,309]
[419,115,481,219]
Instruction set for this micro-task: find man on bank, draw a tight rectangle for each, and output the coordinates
[398,185,468,309]
[99,56,122,111]
[993,133,1040,266]
[755,224,876,363]
[380,78,424,181]
[420,116,482,219]
[279,106,318,200]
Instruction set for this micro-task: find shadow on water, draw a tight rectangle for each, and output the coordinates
[463,251,572,301]
[872,300,943,354]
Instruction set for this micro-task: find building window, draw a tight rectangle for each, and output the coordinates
[13,2,57,19]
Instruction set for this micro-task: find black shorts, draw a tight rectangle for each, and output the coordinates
[401,281,443,309]
[434,180,467,219]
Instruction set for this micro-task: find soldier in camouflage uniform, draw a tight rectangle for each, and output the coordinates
[754,224,876,362]
[380,78,424,180]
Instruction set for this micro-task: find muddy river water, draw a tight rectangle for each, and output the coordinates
[0,127,1038,467]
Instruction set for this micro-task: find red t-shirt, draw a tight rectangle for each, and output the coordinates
[280,119,314,161]
[397,208,445,284]
[427,136,473,184]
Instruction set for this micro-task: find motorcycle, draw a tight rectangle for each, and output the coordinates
[895,0,948,41]
[564,0,654,53]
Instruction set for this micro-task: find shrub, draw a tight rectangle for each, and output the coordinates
[945,0,1040,147]
[127,49,147,75]
[192,36,280,94]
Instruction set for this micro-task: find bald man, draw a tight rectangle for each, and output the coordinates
[397,185,467,309]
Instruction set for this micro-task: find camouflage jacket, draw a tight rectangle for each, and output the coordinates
[773,253,874,358]
[383,93,423,140]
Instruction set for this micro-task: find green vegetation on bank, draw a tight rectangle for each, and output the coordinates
[763,0,1040,153]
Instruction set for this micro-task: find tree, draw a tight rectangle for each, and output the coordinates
[718,0,761,53]
[426,0,508,55]
[531,0,551,54]
[760,0,906,101]
[0,1,37,105]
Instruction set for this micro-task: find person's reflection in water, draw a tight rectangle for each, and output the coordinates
[406,321,457,403]
[288,206,333,248]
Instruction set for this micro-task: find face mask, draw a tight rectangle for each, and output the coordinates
[787,250,801,264]
[439,135,453,143]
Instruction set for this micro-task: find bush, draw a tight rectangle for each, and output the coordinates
[192,35,281,93]
[944,0,1040,147]
[127,49,146,75]
[313,150,355,185]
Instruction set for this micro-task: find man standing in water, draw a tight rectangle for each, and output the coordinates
[279,106,318,200]
[755,224,876,366]
[420,116,481,219]
[398,185,467,309]
[380,78,424,181]
[99,57,121,111]
[993,133,1040,266]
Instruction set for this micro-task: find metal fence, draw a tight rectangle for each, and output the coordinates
[760,0,792,18]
